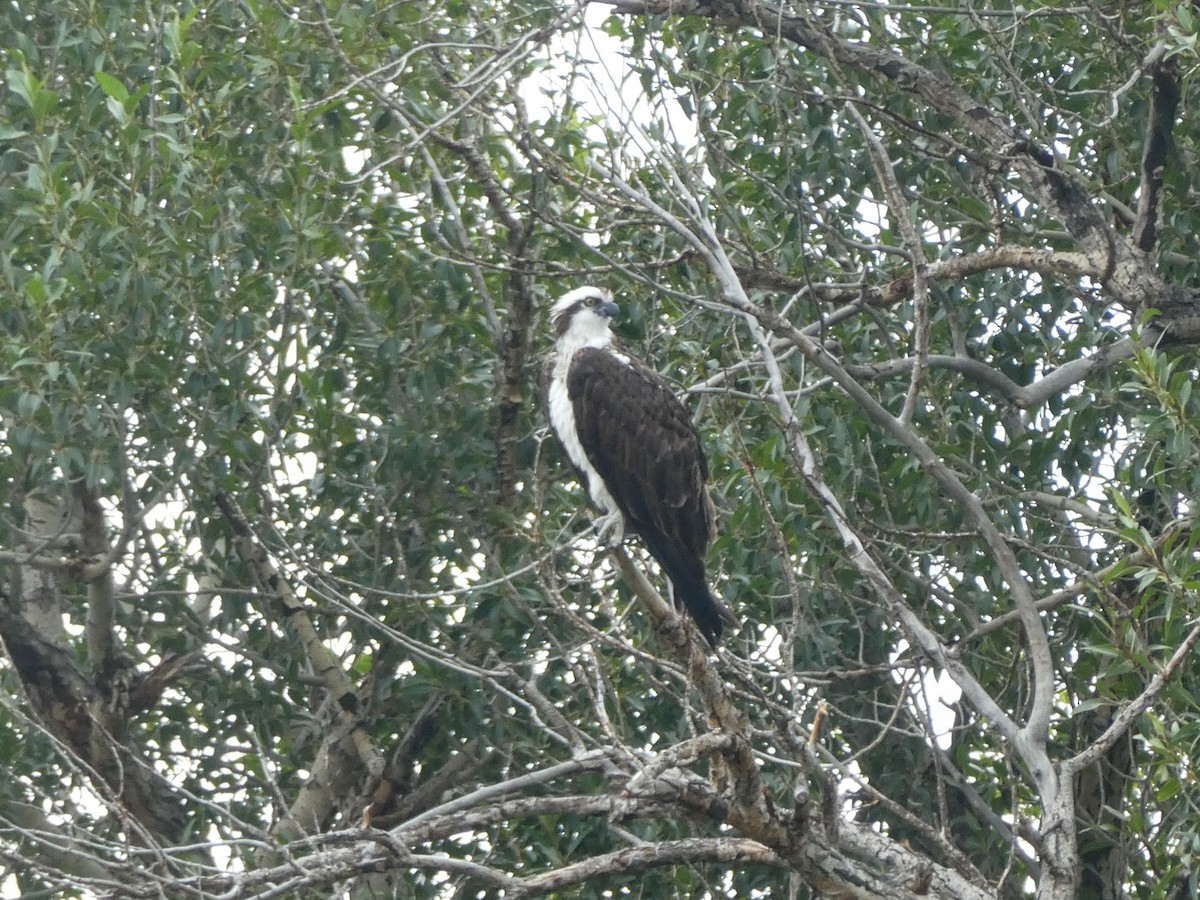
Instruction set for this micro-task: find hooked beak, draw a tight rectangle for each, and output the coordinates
[597,300,620,319]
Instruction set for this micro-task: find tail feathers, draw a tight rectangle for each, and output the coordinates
[633,529,737,646]
[664,562,739,648]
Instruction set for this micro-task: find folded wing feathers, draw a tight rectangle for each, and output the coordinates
[565,346,735,645]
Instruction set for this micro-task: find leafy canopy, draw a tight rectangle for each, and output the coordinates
[1,1,1199,898]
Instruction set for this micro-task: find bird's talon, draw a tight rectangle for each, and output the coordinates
[593,513,625,548]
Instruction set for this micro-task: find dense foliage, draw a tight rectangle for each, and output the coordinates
[2,1,1199,898]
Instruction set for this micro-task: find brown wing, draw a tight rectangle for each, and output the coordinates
[568,347,735,645]
[567,346,713,556]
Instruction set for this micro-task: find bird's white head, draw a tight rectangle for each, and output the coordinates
[551,286,621,344]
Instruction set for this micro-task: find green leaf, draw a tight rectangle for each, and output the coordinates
[94,71,129,104]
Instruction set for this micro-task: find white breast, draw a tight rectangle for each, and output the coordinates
[548,350,621,518]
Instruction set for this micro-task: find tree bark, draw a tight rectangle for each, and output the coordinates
[0,487,190,847]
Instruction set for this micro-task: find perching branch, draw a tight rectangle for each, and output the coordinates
[607,528,992,899]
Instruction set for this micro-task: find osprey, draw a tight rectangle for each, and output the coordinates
[546,286,737,646]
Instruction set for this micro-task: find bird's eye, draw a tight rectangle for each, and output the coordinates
[585,297,596,306]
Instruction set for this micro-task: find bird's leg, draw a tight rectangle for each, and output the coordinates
[593,512,626,548]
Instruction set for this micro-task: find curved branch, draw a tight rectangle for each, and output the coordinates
[0,801,115,884]
[601,0,1185,333]
[842,338,1137,410]
[844,101,931,425]
[1132,52,1180,252]
[1018,338,1138,409]
[396,749,619,832]
[736,245,1098,307]
[515,838,786,896]
[845,354,1027,404]
[214,492,385,835]
[1065,620,1200,775]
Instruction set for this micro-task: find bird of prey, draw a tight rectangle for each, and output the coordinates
[545,286,737,646]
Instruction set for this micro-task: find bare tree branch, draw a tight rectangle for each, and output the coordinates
[515,837,786,896]
[215,492,386,836]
